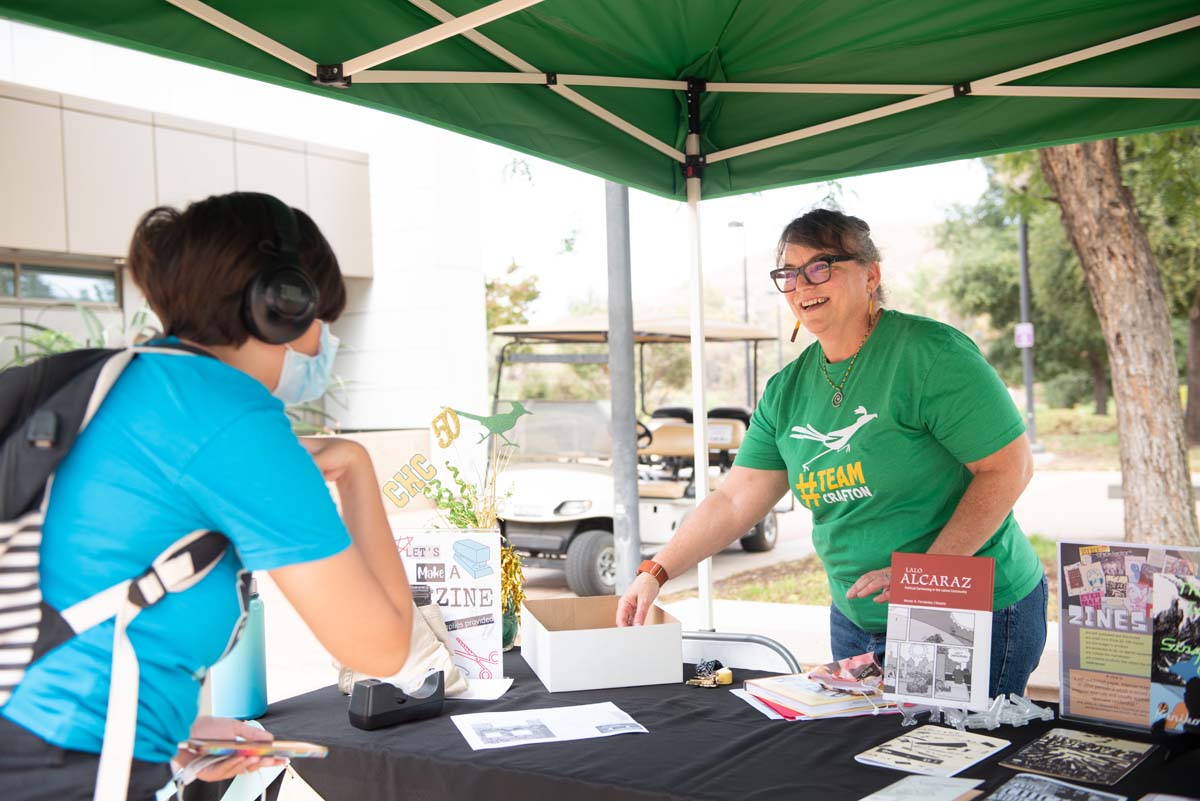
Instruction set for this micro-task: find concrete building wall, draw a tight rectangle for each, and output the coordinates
[0,19,490,433]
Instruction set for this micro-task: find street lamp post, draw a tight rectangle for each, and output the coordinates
[728,221,752,407]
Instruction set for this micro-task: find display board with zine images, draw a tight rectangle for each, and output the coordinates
[1058,541,1199,731]
[883,553,995,712]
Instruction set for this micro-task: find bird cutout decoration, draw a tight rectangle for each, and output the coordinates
[790,405,878,471]
[452,402,531,446]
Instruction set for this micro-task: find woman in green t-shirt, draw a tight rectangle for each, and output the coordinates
[616,209,1048,698]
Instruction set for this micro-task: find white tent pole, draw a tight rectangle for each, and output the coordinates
[709,82,944,95]
[684,131,714,632]
[354,70,545,84]
[400,0,683,161]
[344,0,543,76]
[164,0,317,76]
[976,86,1200,100]
[977,13,1200,89]
[549,85,685,162]
[709,13,1200,165]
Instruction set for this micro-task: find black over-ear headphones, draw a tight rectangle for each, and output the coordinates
[239,193,319,345]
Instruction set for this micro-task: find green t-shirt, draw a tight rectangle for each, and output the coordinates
[735,310,1043,632]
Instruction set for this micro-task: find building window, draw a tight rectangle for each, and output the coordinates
[0,253,121,306]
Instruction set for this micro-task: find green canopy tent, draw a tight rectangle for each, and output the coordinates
[4,0,1197,628]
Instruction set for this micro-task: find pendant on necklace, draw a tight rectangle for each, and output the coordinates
[832,390,844,408]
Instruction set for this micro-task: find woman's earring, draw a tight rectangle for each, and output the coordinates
[868,296,875,319]
[790,319,802,343]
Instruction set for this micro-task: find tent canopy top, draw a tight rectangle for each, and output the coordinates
[2,1,1197,200]
[492,315,777,344]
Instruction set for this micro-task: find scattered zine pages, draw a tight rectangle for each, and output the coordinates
[856,775,983,801]
[884,553,995,712]
[855,725,1009,777]
[451,702,646,750]
[998,728,1155,786]
[455,677,514,701]
[986,774,1126,801]
[731,688,898,722]
[731,688,787,720]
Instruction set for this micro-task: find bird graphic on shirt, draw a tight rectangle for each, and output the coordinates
[790,405,879,470]
[453,402,531,446]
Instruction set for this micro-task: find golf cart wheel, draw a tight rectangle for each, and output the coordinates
[740,510,778,552]
[565,528,616,597]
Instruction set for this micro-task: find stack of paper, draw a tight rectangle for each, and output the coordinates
[743,673,894,720]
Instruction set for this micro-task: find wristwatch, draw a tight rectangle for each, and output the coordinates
[637,559,669,587]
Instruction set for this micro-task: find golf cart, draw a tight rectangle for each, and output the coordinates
[491,316,782,596]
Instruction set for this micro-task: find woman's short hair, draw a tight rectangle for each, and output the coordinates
[777,208,884,303]
[127,192,346,346]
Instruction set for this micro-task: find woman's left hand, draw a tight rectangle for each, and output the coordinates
[175,716,286,782]
[846,568,892,603]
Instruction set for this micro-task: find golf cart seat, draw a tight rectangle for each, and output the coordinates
[708,406,752,429]
[637,418,746,458]
[651,406,693,424]
[638,480,689,499]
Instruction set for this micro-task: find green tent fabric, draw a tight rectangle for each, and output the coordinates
[1,0,1196,200]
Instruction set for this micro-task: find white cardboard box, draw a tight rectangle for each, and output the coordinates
[520,596,682,692]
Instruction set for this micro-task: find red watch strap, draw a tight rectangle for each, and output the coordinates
[637,559,669,587]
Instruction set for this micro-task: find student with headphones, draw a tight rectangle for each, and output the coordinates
[0,192,413,800]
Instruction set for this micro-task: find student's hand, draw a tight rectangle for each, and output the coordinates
[616,573,661,627]
[175,716,285,782]
[299,437,371,485]
[846,567,892,603]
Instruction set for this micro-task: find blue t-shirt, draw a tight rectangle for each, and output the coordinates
[2,347,351,762]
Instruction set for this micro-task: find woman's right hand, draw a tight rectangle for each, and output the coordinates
[616,572,662,627]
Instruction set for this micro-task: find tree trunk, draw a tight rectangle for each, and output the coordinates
[1087,351,1108,416]
[1040,140,1199,547]
[1188,302,1200,445]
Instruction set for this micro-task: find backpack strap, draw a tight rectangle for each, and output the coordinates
[58,529,229,801]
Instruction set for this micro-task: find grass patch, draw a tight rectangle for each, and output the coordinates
[1030,404,1200,470]
[664,534,1060,622]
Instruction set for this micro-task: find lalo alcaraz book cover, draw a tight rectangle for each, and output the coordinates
[883,553,995,711]
[1150,573,1200,734]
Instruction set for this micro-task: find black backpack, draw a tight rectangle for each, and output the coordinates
[0,345,238,801]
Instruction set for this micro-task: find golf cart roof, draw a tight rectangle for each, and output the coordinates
[492,315,777,344]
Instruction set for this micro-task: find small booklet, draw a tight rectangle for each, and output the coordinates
[856,775,983,801]
[809,651,884,693]
[884,553,995,712]
[855,725,1009,777]
[985,773,1127,801]
[998,728,1155,786]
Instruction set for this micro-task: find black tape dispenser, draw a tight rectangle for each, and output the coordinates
[348,671,446,730]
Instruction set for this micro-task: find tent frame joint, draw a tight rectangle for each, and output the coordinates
[682,153,706,180]
[314,63,351,88]
[545,71,557,86]
[953,81,972,97]
[685,77,706,134]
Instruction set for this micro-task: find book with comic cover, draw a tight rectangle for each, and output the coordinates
[883,553,995,712]
[743,673,889,718]
[1057,541,1200,730]
[998,728,1154,786]
[1150,573,1200,733]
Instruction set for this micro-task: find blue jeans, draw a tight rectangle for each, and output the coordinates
[829,575,1048,698]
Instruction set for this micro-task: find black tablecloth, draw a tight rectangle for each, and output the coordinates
[263,650,1198,801]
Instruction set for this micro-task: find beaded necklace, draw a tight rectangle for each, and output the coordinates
[820,312,878,408]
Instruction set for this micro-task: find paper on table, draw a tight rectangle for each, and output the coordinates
[455,678,513,701]
[731,688,785,720]
[732,688,902,722]
[452,702,646,750]
[855,725,1009,777]
[857,775,983,801]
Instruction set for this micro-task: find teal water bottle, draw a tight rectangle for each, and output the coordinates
[209,577,268,719]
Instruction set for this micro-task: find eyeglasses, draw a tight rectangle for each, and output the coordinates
[769,254,855,293]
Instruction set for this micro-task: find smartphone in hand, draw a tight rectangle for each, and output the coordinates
[181,739,328,759]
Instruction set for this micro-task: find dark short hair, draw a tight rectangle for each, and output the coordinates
[777,208,885,303]
[126,193,346,346]
[776,208,881,266]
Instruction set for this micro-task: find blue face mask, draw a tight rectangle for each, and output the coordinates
[273,321,340,406]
